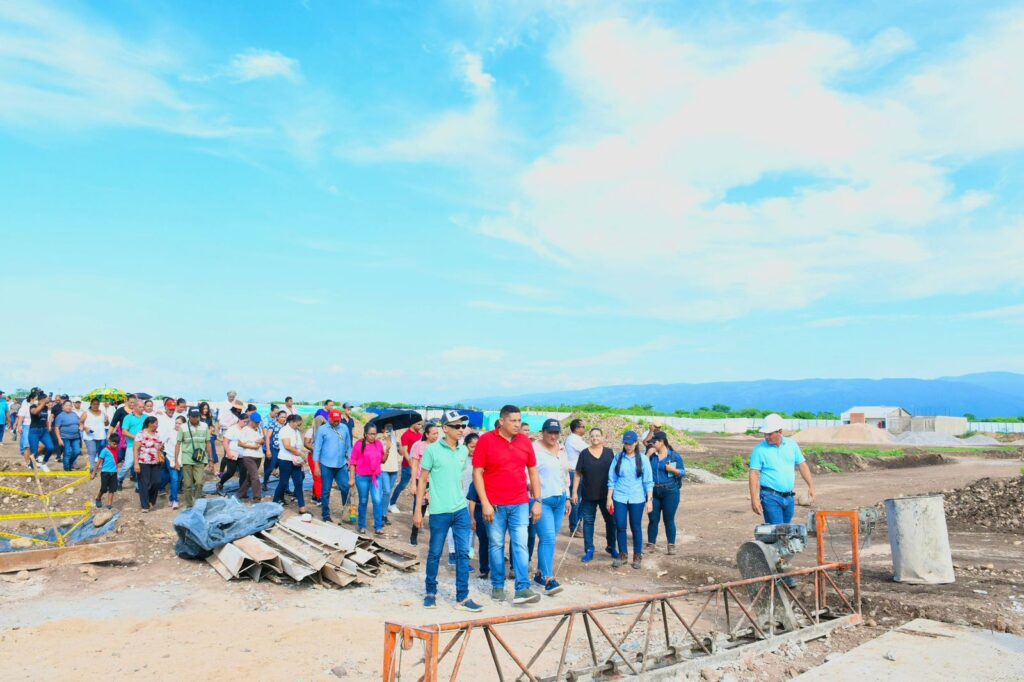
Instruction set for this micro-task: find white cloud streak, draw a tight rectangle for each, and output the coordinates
[227,49,300,83]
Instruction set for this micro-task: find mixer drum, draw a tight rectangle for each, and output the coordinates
[735,541,801,632]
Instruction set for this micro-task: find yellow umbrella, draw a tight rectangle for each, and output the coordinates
[83,388,127,403]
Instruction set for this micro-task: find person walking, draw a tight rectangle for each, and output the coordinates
[350,424,386,535]
[408,422,440,545]
[133,416,164,511]
[156,400,180,508]
[262,406,285,489]
[273,414,310,516]
[27,391,56,468]
[0,392,8,444]
[390,417,423,513]
[53,399,83,471]
[81,398,109,471]
[91,433,120,509]
[532,418,571,596]
[235,413,266,502]
[176,408,212,508]
[472,405,543,606]
[413,411,482,612]
[748,414,816,524]
[216,411,248,494]
[313,409,352,523]
[378,425,401,526]
[46,395,66,465]
[197,401,219,465]
[340,402,356,434]
[281,396,298,416]
[571,427,617,563]
[463,433,489,579]
[563,418,587,533]
[608,431,654,569]
[119,400,146,489]
[646,431,686,555]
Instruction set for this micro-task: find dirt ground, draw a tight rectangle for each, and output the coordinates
[0,436,1022,681]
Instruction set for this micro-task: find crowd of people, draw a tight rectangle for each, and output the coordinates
[0,389,816,612]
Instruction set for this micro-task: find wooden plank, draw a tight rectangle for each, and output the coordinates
[0,541,135,573]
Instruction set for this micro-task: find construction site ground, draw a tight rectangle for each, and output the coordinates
[0,436,1022,681]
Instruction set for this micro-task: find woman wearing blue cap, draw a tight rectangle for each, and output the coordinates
[607,431,653,569]
[646,431,685,555]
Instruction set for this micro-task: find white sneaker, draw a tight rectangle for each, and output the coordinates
[35,456,43,463]
[40,463,51,472]
[388,504,401,514]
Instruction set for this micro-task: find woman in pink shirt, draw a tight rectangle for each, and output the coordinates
[350,425,386,535]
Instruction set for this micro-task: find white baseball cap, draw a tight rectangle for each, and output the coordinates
[760,413,785,433]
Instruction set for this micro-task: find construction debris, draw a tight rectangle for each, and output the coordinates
[205,516,419,588]
[0,540,136,573]
[940,476,1024,533]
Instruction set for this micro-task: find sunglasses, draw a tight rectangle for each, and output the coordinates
[446,423,467,430]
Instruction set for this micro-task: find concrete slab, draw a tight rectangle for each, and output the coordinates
[796,618,1024,681]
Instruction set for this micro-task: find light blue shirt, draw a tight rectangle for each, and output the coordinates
[608,452,654,504]
[0,399,8,421]
[313,423,352,469]
[749,436,805,493]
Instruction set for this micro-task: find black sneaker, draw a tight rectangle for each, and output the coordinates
[533,572,545,588]
[544,579,563,596]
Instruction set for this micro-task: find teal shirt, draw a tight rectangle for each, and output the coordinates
[749,436,805,492]
[420,439,470,515]
[122,414,146,450]
[0,399,8,422]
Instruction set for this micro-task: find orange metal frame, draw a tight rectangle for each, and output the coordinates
[384,510,861,681]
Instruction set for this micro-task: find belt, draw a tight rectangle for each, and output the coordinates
[654,483,679,488]
[760,486,795,498]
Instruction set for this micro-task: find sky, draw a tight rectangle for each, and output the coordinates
[1,0,1023,404]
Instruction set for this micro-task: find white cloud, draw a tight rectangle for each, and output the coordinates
[0,2,241,137]
[460,50,495,95]
[440,346,506,362]
[961,304,1024,320]
[476,12,1024,320]
[227,49,300,83]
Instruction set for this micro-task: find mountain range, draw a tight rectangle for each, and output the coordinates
[464,372,1024,419]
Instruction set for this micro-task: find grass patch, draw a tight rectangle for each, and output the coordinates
[819,459,842,474]
[688,455,748,480]
[720,455,747,480]
[925,446,1018,454]
[804,446,905,458]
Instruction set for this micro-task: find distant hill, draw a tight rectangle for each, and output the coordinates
[464,372,1024,418]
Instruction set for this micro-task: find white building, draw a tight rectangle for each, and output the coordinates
[841,406,912,432]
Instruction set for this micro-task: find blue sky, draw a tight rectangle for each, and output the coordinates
[1,0,1023,404]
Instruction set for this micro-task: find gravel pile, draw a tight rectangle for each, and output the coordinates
[793,423,895,445]
[896,431,970,447]
[942,476,1024,533]
[962,434,1001,446]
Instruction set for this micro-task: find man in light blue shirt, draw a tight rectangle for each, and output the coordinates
[0,393,8,444]
[313,409,352,523]
[748,414,816,525]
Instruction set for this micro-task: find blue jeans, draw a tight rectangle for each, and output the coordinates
[320,464,350,521]
[390,466,412,506]
[273,460,305,508]
[760,490,795,524]
[61,438,82,471]
[355,475,384,531]
[579,499,616,553]
[0,421,5,443]
[473,505,489,574]
[487,503,530,592]
[377,471,396,519]
[209,436,219,464]
[28,428,54,461]
[614,500,645,557]
[167,463,180,503]
[85,439,105,469]
[263,447,279,486]
[425,507,472,602]
[536,494,567,580]
[118,441,135,483]
[568,472,580,532]
[20,427,30,453]
[648,485,681,544]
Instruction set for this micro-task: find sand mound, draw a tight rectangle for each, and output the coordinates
[962,434,1001,446]
[941,476,1024,533]
[793,423,895,445]
[896,431,969,447]
[685,467,729,485]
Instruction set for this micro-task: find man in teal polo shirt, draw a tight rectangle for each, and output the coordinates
[413,410,482,612]
[748,413,816,524]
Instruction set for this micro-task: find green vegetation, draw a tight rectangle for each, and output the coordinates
[819,460,842,474]
[687,455,748,480]
[926,446,1018,454]
[965,414,1024,422]
[523,402,838,420]
[721,455,748,480]
[804,446,905,458]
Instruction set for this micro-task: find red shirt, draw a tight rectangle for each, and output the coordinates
[400,429,421,468]
[472,429,536,506]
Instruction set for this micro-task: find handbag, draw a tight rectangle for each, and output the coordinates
[186,423,208,464]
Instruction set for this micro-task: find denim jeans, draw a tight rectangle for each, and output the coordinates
[355,474,384,531]
[487,503,530,592]
[167,464,181,503]
[263,447,279,486]
[473,505,489,574]
[614,500,645,557]
[273,460,305,508]
[320,464,350,521]
[536,494,567,580]
[61,438,82,471]
[209,435,219,464]
[579,499,616,553]
[28,428,54,461]
[648,485,681,544]
[425,507,472,602]
[390,466,412,506]
[567,472,580,532]
[377,471,396,519]
[118,441,135,483]
[20,427,30,454]
[0,421,5,443]
[760,490,795,524]
[85,439,105,469]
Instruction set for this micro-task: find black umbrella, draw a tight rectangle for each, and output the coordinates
[132,392,154,400]
[366,409,424,432]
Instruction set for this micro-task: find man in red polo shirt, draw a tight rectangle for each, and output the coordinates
[473,404,542,605]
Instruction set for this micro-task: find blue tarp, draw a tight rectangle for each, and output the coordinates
[0,512,120,552]
[203,474,313,497]
[173,497,283,559]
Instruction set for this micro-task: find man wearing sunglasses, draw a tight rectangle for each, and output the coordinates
[413,410,482,612]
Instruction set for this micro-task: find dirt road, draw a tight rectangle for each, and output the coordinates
[1,438,1021,681]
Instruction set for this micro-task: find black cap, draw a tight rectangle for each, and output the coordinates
[188,408,201,417]
[541,418,561,433]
